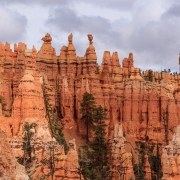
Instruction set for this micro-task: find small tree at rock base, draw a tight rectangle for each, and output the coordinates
[80,92,96,143]
[22,122,35,165]
[90,105,110,180]
[78,145,93,180]
[79,99,111,180]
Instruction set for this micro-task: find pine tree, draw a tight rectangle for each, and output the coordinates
[78,106,110,180]
[80,92,96,143]
[22,122,35,164]
[78,145,93,180]
[51,123,69,154]
[148,69,153,82]
[79,94,110,179]
[90,105,110,179]
[149,145,163,180]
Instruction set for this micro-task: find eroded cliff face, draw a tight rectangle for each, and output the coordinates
[161,125,180,180]
[108,124,135,180]
[0,129,29,180]
[0,33,180,179]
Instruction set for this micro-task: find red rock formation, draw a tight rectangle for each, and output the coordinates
[1,33,180,179]
[63,139,81,180]
[61,77,74,128]
[101,51,112,72]
[122,52,134,70]
[108,124,135,180]
[11,71,46,136]
[111,52,120,68]
[161,125,180,179]
[130,67,142,80]
[0,129,29,179]
[36,33,57,97]
[144,155,151,180]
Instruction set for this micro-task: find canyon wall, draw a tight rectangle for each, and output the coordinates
[1,33,180,144]
[0,33,180,179]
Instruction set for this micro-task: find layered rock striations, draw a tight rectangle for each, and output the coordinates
[0,33,180,179]
[0,129,29,180]
[1,33,180,141]
[161,125,180,180]
[108,124,135,180]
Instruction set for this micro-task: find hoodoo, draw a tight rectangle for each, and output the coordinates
[0,33,180,179]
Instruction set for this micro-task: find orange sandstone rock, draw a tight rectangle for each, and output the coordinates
[0,33,180,179]
[108,124,135,180]
[0,129,29,179]
[144,155,151,180]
